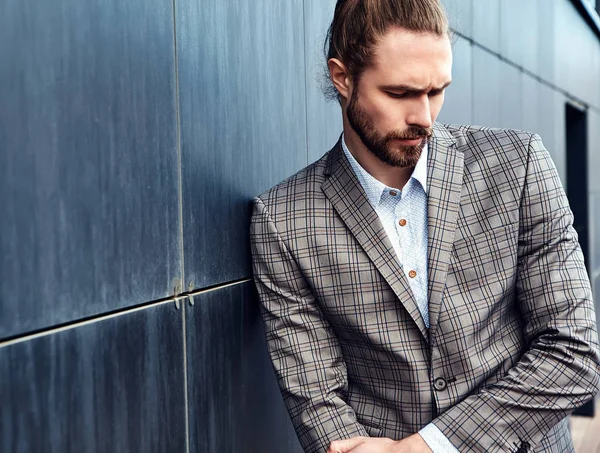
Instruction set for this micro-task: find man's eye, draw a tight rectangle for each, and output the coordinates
[429,90,444,97]
[386,92,407,98]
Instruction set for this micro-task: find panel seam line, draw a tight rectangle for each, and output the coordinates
[173,0,186,292]
[0,277,251,344]
[182,297,190,453]
[170,1,189,448]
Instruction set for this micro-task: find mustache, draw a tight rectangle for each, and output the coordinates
[386,126,433,141]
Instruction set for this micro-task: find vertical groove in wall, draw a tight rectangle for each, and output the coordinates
[302,0,310,166]
[182,300,190,453]
[172,0,186,290]
[171,0,189,451]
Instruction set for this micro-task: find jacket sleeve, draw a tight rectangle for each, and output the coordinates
[432,134,600,452]
[250,195,368,453]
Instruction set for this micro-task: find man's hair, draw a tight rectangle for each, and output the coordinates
[323,0,450,101]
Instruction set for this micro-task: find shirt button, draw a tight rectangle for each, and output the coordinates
[434,377,448,391]
[389,190,398,196]
[409,270,417,279]
[399,219,407,227]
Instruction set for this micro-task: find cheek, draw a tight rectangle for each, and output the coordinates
[363,100,392,126]
[370,97,408,126]
[430,93,446,119]
[360,91,411,130]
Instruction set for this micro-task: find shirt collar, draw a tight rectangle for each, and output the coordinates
[341,134,428,206]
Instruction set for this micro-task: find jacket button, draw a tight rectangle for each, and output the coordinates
[434,377,447,391]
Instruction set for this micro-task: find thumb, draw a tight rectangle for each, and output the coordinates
[328,436,367,453]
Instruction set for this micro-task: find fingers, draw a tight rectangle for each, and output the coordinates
[327,436,367,453]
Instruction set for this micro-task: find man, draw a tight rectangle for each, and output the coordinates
[250,0,600,452]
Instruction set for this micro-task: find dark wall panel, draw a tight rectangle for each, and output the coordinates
[547,90,567,185]
[0,0,181,339]
[437,35,473,126]
[305,0,344,164]
[186,282,302,453]
[0,303,185,453]
[177,0,308,291]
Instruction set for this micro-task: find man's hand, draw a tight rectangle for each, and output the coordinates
[327,434,433,453]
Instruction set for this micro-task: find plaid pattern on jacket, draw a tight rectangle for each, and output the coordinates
[250,123,600,453]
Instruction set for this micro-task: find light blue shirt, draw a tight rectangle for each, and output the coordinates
[342,136,459,453]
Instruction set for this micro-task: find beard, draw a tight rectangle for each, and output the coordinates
[346,87,432,168]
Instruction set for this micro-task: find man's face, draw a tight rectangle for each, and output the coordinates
[345,27,453,168]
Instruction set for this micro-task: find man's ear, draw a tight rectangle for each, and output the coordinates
[328,58,352,100]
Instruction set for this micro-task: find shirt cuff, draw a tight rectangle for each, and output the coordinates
[419,423,460,453]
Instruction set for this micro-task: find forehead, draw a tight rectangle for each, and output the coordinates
[366,27,453,86]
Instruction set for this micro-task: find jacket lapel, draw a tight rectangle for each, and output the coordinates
[321,140,428,339]
[427,123,463,333]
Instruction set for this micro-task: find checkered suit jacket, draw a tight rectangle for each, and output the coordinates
[250,123,600,453]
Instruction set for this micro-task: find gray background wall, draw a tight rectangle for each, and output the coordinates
[1,0,599,451]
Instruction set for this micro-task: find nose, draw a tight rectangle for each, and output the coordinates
[406,94,433,130]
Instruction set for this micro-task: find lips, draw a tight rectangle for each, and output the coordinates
[394,137,424,146]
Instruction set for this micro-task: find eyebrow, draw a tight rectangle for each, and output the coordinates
[380,81,452,93]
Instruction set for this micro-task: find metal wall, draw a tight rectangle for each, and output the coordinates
[1,0,599,451]
[440,0,600,332]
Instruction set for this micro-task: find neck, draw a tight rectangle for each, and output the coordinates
[343,119,414,190]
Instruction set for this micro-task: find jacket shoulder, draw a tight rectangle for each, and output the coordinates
[443,124,537,166]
